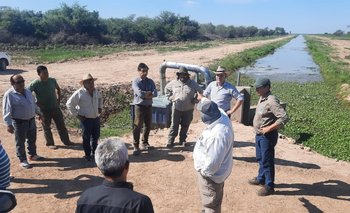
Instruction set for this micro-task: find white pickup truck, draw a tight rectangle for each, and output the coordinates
[0,52,11,70]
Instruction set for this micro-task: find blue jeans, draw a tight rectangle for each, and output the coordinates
[255,131,278,188]
[12,117,37,162]
[81,117,100,157]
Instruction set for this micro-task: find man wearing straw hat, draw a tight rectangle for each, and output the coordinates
[66,73,103,162]
[204,66,244,118]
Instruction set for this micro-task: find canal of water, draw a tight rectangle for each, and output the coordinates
[239,35,323,83]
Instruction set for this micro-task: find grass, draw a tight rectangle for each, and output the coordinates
[7,36,288,65]
[211,35,350,161]
[100,109,132,138]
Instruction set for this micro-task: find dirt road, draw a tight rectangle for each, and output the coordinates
[1,36,350,213]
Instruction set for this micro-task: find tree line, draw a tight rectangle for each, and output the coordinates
[0,4,288,46]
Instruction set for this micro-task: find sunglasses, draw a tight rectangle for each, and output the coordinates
[14,80,25,84]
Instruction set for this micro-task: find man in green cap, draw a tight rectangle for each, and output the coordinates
[249,77,288,196]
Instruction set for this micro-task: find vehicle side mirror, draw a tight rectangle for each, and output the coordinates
[0,190,17,213]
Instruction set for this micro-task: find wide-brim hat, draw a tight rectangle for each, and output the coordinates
[214,66,227,75]
[79,73,97,84]
[176,66,190,76]
[197,97,221,124]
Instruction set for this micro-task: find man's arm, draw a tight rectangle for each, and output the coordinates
[226,99,243,116]
[55,81,61,105]
[66,90,80,117]
[2,93,14,134]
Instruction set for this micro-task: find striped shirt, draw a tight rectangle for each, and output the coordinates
[0,144,10,189]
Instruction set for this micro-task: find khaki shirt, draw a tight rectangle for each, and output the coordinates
[165,79,203,111]
[253,92,288,134]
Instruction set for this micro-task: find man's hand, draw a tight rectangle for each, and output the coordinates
[145,91,153,99]
[196,92,204,101]
[7,125,14,134]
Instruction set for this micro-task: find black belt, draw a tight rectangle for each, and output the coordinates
[12,117,35,122]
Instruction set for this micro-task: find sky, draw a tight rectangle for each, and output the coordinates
[1,0,349,34]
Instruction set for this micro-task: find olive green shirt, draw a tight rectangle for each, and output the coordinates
[253,92,288,134]
[28,78,58,112]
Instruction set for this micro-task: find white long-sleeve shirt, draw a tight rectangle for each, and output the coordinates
[66,87,102,118]
[193,108,234,184]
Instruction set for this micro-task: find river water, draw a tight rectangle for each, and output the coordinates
[239,35,323,83]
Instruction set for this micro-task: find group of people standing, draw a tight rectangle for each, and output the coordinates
[1,62,288,212]
[1,66,103,169]
[128,63,288,212]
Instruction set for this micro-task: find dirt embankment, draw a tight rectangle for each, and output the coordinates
[1,36,350,213]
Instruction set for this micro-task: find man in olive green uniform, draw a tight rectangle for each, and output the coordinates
[28,65,73,149]
[165,67,203,147]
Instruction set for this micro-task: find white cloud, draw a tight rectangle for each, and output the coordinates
[185,0,199,7]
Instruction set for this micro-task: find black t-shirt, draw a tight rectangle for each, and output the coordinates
[76,180,154,213]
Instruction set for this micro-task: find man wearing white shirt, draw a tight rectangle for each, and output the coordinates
[66,74,103,162]
[193,93,234,213]
[203,66,244,117]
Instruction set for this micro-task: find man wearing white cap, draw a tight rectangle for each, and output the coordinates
[204,66,244,117]
[193,92,234,213]
[66,73,103,162]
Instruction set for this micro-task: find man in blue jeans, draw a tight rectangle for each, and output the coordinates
[66,73,103,162]
[250,77,288,196]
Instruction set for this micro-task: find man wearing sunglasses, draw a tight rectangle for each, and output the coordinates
[203,66,244,118]
[2,74,44,169]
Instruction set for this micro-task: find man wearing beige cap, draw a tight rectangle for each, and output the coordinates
[204,66,243,118]
[66,73,103,162]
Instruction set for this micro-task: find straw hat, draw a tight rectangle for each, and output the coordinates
[79,73,97,84]
[214,66,227,74]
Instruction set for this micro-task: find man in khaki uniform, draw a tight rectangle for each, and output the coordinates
[165,67,203,147]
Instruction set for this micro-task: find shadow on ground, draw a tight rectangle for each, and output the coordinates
[276,179,350,201]
[10,174,103,199]
[0,69,28,75]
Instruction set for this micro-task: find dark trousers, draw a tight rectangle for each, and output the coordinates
[42,107,70,146]
[255,131,278,188]
[133,105,152,146]
[13,117,37,162]
[81,117,100,157]
[168,107,193,145]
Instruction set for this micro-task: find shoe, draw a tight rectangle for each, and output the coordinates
[140,143,153,151]
[257,186,275,196]
[47,145,58,150]
[29,155,44,161]
[83,156,92,162]
[133,147,141,156]
[166,143,174,148]
[248,177,265,186]
[19,160,32,169]
[63,141,75,146]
